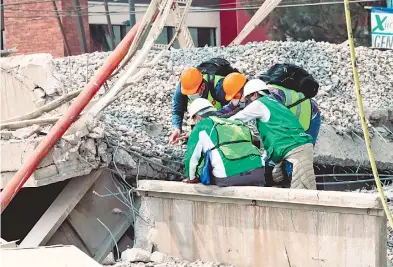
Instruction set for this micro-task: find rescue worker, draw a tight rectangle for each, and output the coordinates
[170,58,238,144]
[221,72,321,186]
[221,72,321,145]
[216,72,248,118]
[183,98,265,187]
[229,79,317,190]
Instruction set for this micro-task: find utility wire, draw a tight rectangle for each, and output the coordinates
[4,0,382,20]
[0,0,298,8]
[316,177,393,185]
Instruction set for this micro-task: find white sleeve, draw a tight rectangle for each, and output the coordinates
[188,132,205,180]
[229,100,271,123]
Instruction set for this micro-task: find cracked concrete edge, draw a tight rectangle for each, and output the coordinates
[0,160,96,189]
[314,125,393,170]
[136,180,383,210]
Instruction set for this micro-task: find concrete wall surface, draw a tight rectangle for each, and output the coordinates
[135,180,387,267]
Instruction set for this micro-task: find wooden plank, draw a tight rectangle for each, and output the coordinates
[170,1,194,48]
[0,245,101,267]
[19,169,103,248]
[230,0,282,45]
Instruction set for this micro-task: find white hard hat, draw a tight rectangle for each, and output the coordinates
[243,79,269,98]
[188,98,215,118]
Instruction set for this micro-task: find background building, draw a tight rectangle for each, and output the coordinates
[1,0,269,57]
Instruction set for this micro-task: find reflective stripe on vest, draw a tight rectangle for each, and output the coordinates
[204,74,223,109]
[269,84,312,131]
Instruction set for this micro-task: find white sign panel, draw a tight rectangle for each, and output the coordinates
[371,7,393,49]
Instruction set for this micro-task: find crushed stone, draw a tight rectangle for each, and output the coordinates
[2,40,392,176]
[104,249,234,267]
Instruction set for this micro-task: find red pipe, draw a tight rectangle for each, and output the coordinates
[0,21,144,213]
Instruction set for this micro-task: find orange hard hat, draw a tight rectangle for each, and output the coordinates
[223,73,247,101]
[180,67,203,95]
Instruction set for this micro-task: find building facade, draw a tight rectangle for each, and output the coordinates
[2,0,268,57]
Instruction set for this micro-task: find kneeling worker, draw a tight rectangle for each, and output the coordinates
[183,98,265,187]
[229,79,317,190]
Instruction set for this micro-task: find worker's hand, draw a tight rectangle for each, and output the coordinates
[169,128,182,144]
[177,132,190,143]
[182,177,200,184]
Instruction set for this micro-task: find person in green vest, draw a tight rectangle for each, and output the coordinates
[221,72,321,145]
[183,98,265,187]
[170,58,239,144]
[229,79,317,190]
[221,72,321,186]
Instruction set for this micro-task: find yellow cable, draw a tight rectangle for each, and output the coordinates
[343,0,393,227]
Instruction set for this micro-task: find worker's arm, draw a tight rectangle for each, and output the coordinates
[184,128,204,181]
[170,83,189,144]
[172,83,188,131]
[229,99,271,123]
[216,102,241,118]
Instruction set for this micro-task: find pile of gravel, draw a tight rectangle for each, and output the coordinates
[3,40,392,164]
[98,40,392,159]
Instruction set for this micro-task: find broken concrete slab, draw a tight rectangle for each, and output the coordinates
[0,159,96,189]
[0,245,101,267]
[0,139,53,173]
[314,125,393,170]
[0,68,38,122]
[20,170,103,248]
[135,180,386,267]
[45,169,134,263]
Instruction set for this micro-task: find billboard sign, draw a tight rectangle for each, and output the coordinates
[371,7,393,49]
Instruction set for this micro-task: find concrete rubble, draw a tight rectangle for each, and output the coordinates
[1,40,393,186]
[53,41,393,171]
[102,248,234,267]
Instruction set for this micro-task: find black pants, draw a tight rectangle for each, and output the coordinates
[210,167,265,187]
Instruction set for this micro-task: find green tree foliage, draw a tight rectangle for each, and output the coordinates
[243,0,386,46]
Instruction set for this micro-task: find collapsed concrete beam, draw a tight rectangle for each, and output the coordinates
[20,169,103,248]
[135,180,386,267]
[314,125,393,170]
[20,169,134,263]
[0,137,100,189]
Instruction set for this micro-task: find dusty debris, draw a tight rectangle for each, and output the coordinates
[113,148,137,169]
[150,251,175,263]
[113,248,234,267]
[121,248,151,262]
[11,124,41,139]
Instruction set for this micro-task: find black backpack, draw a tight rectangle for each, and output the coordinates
[260,63,319,99]
[196,58,239,100]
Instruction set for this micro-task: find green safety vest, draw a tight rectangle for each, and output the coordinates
[255,97,313,162]
[184,116,263,179]
[188,74,224,109]
[269,84,312,131]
